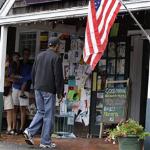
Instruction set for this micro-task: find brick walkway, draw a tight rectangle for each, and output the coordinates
[0,134,118,150]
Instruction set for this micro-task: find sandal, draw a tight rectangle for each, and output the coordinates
[6,130,12,135]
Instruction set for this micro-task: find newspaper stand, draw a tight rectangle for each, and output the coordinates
[54,112,75,138]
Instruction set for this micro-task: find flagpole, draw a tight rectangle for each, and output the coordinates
[119,0,150,43]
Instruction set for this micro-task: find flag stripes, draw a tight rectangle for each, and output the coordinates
[83,0,121,70]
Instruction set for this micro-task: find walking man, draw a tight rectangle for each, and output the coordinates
[23,37,64,148]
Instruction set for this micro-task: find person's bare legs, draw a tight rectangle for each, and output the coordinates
[6,109,13,131]
[20,106,27,133]
[12,106,19,132]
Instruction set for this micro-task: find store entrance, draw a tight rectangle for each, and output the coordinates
[2,21,92,138]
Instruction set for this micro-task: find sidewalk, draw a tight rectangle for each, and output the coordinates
[0,134,118,150]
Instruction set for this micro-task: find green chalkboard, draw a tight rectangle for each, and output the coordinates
[102,87,127,123]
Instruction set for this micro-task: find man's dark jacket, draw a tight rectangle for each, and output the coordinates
[32,49,64,95]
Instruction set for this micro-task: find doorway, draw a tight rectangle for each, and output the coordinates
[129,36,149,127]
[140,39,149,127]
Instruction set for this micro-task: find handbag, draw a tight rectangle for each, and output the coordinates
[3,86,11,96]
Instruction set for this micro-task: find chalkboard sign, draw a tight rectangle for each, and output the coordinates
[102,87,127,123]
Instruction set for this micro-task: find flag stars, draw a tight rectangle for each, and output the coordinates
[94,0,101,10]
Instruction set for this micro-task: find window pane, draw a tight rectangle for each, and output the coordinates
[19,32,36,57]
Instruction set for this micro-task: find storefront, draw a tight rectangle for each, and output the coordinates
[0,0,150,140]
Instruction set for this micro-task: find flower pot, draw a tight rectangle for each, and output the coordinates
[118,137,143,150]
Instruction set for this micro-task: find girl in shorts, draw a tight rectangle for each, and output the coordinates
[3,54,14,134]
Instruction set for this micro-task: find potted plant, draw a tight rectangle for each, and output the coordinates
[108,119,150,150]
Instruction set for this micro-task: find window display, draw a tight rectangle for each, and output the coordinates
[17,29,127,138]
[90,37,127,137]
[45,32,92,136]
[117,59,125,74]
[107,59,116,74]
[108,42,116,57]
[117,42,126,57]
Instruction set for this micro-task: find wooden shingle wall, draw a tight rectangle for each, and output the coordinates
[10,0,89,15]
[0,0,6,9]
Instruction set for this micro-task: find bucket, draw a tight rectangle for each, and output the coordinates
[118,137,143,150]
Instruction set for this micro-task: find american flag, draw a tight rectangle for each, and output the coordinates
[83,0,121,70]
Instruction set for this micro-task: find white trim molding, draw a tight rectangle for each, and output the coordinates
[0,26,8,92]
[120,0,150,12]
[0,6,87,25]
[0,1,150,25]
[128,30,150,40]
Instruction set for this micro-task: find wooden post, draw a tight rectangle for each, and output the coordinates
[144,42,150,150]
[0,26,8,134]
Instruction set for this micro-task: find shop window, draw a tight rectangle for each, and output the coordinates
[19,32,36,57]
[40,31,48,51]
[98,40,127,85]
[90,35,129,137]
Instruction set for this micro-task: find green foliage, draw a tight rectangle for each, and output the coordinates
[108,119,150,141]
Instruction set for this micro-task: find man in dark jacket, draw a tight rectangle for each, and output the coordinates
[23,37,64,148]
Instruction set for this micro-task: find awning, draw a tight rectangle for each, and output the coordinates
[0,0,150,25]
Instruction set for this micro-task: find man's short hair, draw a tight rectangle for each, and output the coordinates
[48,37,60,47]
